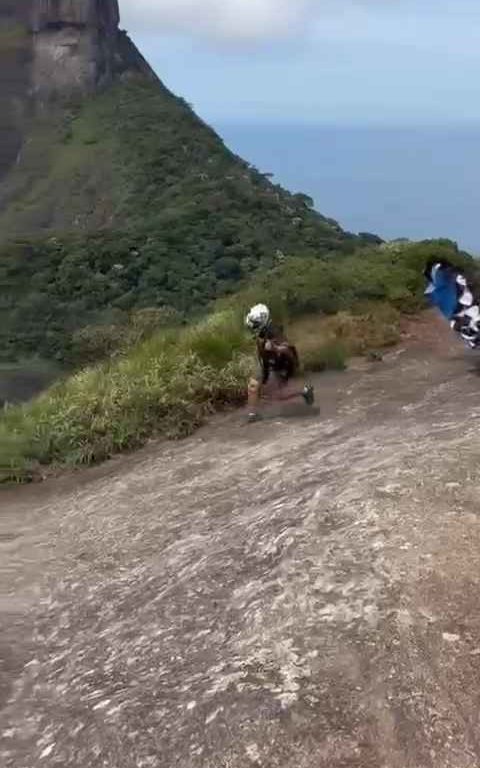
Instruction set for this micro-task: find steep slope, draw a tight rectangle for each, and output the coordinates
[3,332,480,766]
[0,78,348,244]
[0,1,360,362]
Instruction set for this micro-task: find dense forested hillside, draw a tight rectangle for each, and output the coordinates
[0,78,369,362]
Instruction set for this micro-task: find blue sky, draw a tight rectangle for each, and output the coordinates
[119,1,480,125]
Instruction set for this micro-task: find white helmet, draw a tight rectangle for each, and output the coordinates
[245,304,270,333]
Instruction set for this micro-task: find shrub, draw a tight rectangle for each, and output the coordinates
[0,311,255,479]
[290,304,400,374]
[301,340,347,373]
[70,324,124,365]
[68,305,184,365]
[226,238,477,328]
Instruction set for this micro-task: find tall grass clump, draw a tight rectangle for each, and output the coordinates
[0,310,254,481]
[290,304,401,373]
[2,238,469,482]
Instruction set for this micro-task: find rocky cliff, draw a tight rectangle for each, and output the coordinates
[30,0,155,100]
[0,0,155,179]
[0,1,33,178]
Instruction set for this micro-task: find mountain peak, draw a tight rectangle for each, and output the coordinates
[0,0,154,178]
[18,0,154,99]
[32,1,120,32]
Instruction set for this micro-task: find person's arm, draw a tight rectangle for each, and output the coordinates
[256,339,269,383]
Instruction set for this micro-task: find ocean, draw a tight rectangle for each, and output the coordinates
[216,123,480,255]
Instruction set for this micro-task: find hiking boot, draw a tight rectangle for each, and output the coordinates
[302,384,315,406]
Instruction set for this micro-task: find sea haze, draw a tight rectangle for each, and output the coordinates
[216,123,480,254]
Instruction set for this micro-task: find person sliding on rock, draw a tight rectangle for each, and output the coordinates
[245,304,314,423]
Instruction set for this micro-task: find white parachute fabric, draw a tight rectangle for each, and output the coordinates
[425,260,480,349]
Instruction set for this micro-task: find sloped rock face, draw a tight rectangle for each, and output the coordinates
[0,1,34,178]
[32,0,120,30]
[30,0,154,101]
[0,0,155,179]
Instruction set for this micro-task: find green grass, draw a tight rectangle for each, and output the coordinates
[1,238,478,482]
[3,301,387,482]
[302,340,348,373]
[289,304,402,373]
[0,311,254,481]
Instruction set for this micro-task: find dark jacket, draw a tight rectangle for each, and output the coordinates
[256,323,299,383]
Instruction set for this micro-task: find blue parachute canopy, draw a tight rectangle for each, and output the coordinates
[424,259,480,349]
[424,263,459,320]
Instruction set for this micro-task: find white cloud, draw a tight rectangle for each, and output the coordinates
[119,0,315,44]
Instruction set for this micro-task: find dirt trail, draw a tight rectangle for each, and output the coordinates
[2,315,480,767]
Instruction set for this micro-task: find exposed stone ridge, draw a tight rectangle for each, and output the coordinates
[0,0,155,179]
[32,0,120,31]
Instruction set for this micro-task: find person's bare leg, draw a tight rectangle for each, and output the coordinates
[274,378,314,404]
[276,386,305,401]
[247,378,262,418]
[247,377,314,421]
